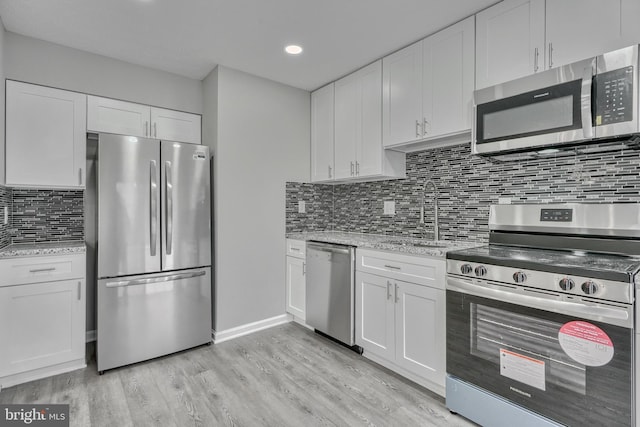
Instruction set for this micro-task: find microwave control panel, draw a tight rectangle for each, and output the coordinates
[594,66,633,126]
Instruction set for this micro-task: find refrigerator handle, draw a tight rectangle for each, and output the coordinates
[150,160,158,256]
[165,160,173,255]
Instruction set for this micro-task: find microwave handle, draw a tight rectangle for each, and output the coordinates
[580,60,595,139]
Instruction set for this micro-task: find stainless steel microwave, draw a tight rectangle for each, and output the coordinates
[472,45,639,155]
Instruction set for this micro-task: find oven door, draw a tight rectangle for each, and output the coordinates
[446,275,633,427]
[472,57,595,155]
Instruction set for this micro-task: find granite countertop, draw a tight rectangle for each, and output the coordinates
[0,241,86,259]
[286,231,483,258]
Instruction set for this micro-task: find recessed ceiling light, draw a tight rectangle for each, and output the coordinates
[285,45,303,55]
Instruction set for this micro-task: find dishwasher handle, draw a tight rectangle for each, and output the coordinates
[307,241,353,255]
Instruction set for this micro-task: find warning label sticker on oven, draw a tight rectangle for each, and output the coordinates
[500,348,546,391]
[558,321,614,366]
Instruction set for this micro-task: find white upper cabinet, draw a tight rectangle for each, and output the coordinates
[333,61,405,181]
[423,16,475,138]
[382,41,423,147]
[335,60,397,180]
[87,96,150,138]
[476,0,640,89]
[475,0,545,89]
[310,83,335,182]
[545,0,638,70]
[150,107,201,144]
[334,72,359,180]
[6,81,87,188]
[383,17,475,149]
[87,95,201,144]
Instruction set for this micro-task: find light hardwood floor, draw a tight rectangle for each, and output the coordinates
[0,322,476,427]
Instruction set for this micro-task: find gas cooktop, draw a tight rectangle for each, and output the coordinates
[447,244,640,283]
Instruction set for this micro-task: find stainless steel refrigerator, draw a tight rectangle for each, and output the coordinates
[96,133,211,373]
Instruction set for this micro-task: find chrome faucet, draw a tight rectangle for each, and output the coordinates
[420,179,439,240]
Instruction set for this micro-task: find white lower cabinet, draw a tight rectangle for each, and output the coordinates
[356,249,446,396]
[0,254,86,389]
[285,239,306,322]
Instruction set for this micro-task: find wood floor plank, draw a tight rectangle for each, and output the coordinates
[0,322,477,427]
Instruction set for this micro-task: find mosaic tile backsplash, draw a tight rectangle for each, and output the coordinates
[0,186,11,248]
[10,188,84,244]
[286,142,640,243]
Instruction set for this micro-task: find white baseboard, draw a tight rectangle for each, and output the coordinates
[212,314,290,344]
[86,330,96,343]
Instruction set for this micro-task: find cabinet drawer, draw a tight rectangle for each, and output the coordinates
[356,248,445,289]
[286,239,306,259]
[0,254,85,287]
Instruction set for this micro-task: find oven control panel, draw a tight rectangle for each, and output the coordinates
[540,208,573,222]
[446,260,632,304]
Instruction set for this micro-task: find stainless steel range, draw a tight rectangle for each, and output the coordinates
[445,203,639,427]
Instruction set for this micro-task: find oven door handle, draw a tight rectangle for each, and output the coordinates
[447,276,632,328]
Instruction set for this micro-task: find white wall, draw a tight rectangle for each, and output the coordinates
[4,32,202,113]
[203,65,310,332]
[0,21,6,184]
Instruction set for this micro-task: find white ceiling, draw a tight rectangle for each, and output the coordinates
[0,0,498,91]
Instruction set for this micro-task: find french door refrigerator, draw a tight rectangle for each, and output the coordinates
[96,133,211,373]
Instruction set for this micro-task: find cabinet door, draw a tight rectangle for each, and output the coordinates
[394,280,445,387]
[87,96,151,138]
[334,72,359,179]
[545,0,630,69]
[475,0,545,89]
[423,16,475,138]
[0,280,85,377]
[286,256,306,320]
[151,107,201,144]
[382,41,423,147]
[355,272,395,361]
[311,84,335,182]
[356,61,383,178]
[6,81,87,188]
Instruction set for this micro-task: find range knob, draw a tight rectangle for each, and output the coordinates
[559,278,575,291]
[513,271,527,283]
[581,281,598,295]
[460,264,473,275]
[474,266,487,277]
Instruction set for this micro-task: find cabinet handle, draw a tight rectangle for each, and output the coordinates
[328,165,332,179]
[395,283,399,303]
[77,281,81,300]
[355,161,360,176]
[384,264,401,271]
[548,43,553,69]
[387,281,392,300]
[29,267,56,273]
[415,120,421,138]
[154,122,157,138]
[290,247,300,252]
[145,121,149,137]
[422,118,429,136]
[78,168,83,186]
[534,47,539,72]
[350,161,354,176]
[302,262,306,275]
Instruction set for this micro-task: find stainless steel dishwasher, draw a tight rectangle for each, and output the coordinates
[305,241,356,347]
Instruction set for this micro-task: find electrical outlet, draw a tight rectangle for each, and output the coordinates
[298,201,306,214]
[498,197,512,205]
[384,201,395,215]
